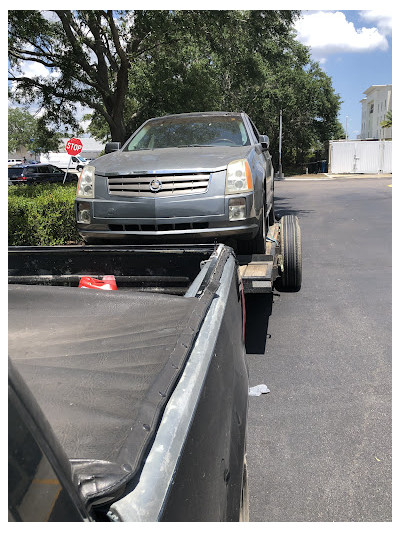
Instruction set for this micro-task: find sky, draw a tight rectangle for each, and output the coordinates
[293,8,392,139]
[7,4,393,141]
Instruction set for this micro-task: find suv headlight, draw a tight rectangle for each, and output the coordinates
[77,166,95,198]
[225,159,253,194]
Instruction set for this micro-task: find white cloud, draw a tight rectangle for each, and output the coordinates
[41,10,59,23]
[20,61,50,78]
[359,10,392,36]
[9,61,61,107]
[10,60,61,81]
[294,11,389,56]
[80,119,91,133]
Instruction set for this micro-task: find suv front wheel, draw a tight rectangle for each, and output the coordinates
[237,205,266,255]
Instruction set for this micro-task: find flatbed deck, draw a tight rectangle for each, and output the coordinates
[237,222,281,293]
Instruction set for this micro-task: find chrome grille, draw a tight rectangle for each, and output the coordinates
[107,174,210,197]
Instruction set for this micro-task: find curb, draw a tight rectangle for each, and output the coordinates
[328,174,392,179]
[276,173,392,181]
[277,177,333,181]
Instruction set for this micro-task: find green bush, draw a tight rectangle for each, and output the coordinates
[8,183,82,245]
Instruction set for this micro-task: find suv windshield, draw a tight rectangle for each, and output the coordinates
[124,115,250,151]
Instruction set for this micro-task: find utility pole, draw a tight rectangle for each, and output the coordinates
[345,116,348,140]
[279,109,283,178]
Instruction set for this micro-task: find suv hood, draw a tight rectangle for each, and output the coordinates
[93,146,253,176]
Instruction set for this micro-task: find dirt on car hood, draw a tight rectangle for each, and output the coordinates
[92,145,253,176]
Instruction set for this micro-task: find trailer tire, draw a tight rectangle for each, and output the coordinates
[279,215,302,292]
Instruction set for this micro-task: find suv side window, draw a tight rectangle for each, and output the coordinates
[8,362,89,522]
[248,118,260,143]
[8,391,85,521]
[49,165,62,174]
[36,166,50,174]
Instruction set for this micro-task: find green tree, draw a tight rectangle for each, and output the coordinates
[8,107,36,153]
[9,10,342,168]
[380,110,392,129]
[8,107,62,155]
[8,10,300,141]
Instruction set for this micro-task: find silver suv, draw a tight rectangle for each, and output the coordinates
[75,111,274,253]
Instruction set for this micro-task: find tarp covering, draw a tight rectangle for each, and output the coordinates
[8,284,210,504]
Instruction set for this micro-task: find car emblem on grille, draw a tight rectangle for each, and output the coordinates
[149,178,162,192]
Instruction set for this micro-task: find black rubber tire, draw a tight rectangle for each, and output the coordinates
[279,215,302,291]
[267,203,275,227]
[237,206,266,254]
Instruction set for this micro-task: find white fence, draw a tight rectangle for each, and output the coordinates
[329,140,392,174]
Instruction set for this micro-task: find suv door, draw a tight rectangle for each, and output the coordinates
[48,165,67,183]
[27,165,51,184]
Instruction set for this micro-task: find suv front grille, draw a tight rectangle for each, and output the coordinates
[108,222,209,232]
[107,173,210,197]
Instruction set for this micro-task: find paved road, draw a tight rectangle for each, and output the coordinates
[245,177,392,521]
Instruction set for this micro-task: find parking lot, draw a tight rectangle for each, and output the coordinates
[246,177,392,521]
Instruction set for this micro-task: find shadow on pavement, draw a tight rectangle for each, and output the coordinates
[274,195,314,219]
[245,293,274,355]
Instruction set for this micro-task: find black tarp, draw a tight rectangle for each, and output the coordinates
[9,283,215,504]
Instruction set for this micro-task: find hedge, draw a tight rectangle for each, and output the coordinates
[8,183,82,246]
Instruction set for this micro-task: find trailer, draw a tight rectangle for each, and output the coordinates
[238,215,302,294]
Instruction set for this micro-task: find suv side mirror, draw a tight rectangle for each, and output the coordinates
[259,135,269,150]
[105,142,121,154]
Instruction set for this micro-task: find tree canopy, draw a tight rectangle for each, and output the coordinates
[8,10,343,168]
[8,107,62,155]
[380,110,392,129]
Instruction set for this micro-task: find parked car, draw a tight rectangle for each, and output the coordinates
[8,164,77,185]
[76,111,275,253]
[8,159,23,167]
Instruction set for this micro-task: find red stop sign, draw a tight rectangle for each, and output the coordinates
[65,138,83,155]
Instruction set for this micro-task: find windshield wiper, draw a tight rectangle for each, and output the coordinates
[176,144,215,148]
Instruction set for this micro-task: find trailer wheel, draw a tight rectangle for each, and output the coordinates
[279,215,302,292]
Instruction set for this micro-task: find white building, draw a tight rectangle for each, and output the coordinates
[360,85,392,140]
[8,136,105,161]
[60,136,105,160]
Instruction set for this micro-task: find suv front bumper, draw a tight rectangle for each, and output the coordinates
[76,192,259,243]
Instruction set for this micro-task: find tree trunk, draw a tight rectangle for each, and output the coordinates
[109,116,127,143]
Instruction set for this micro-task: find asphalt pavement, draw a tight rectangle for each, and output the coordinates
[245,177,392,522]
